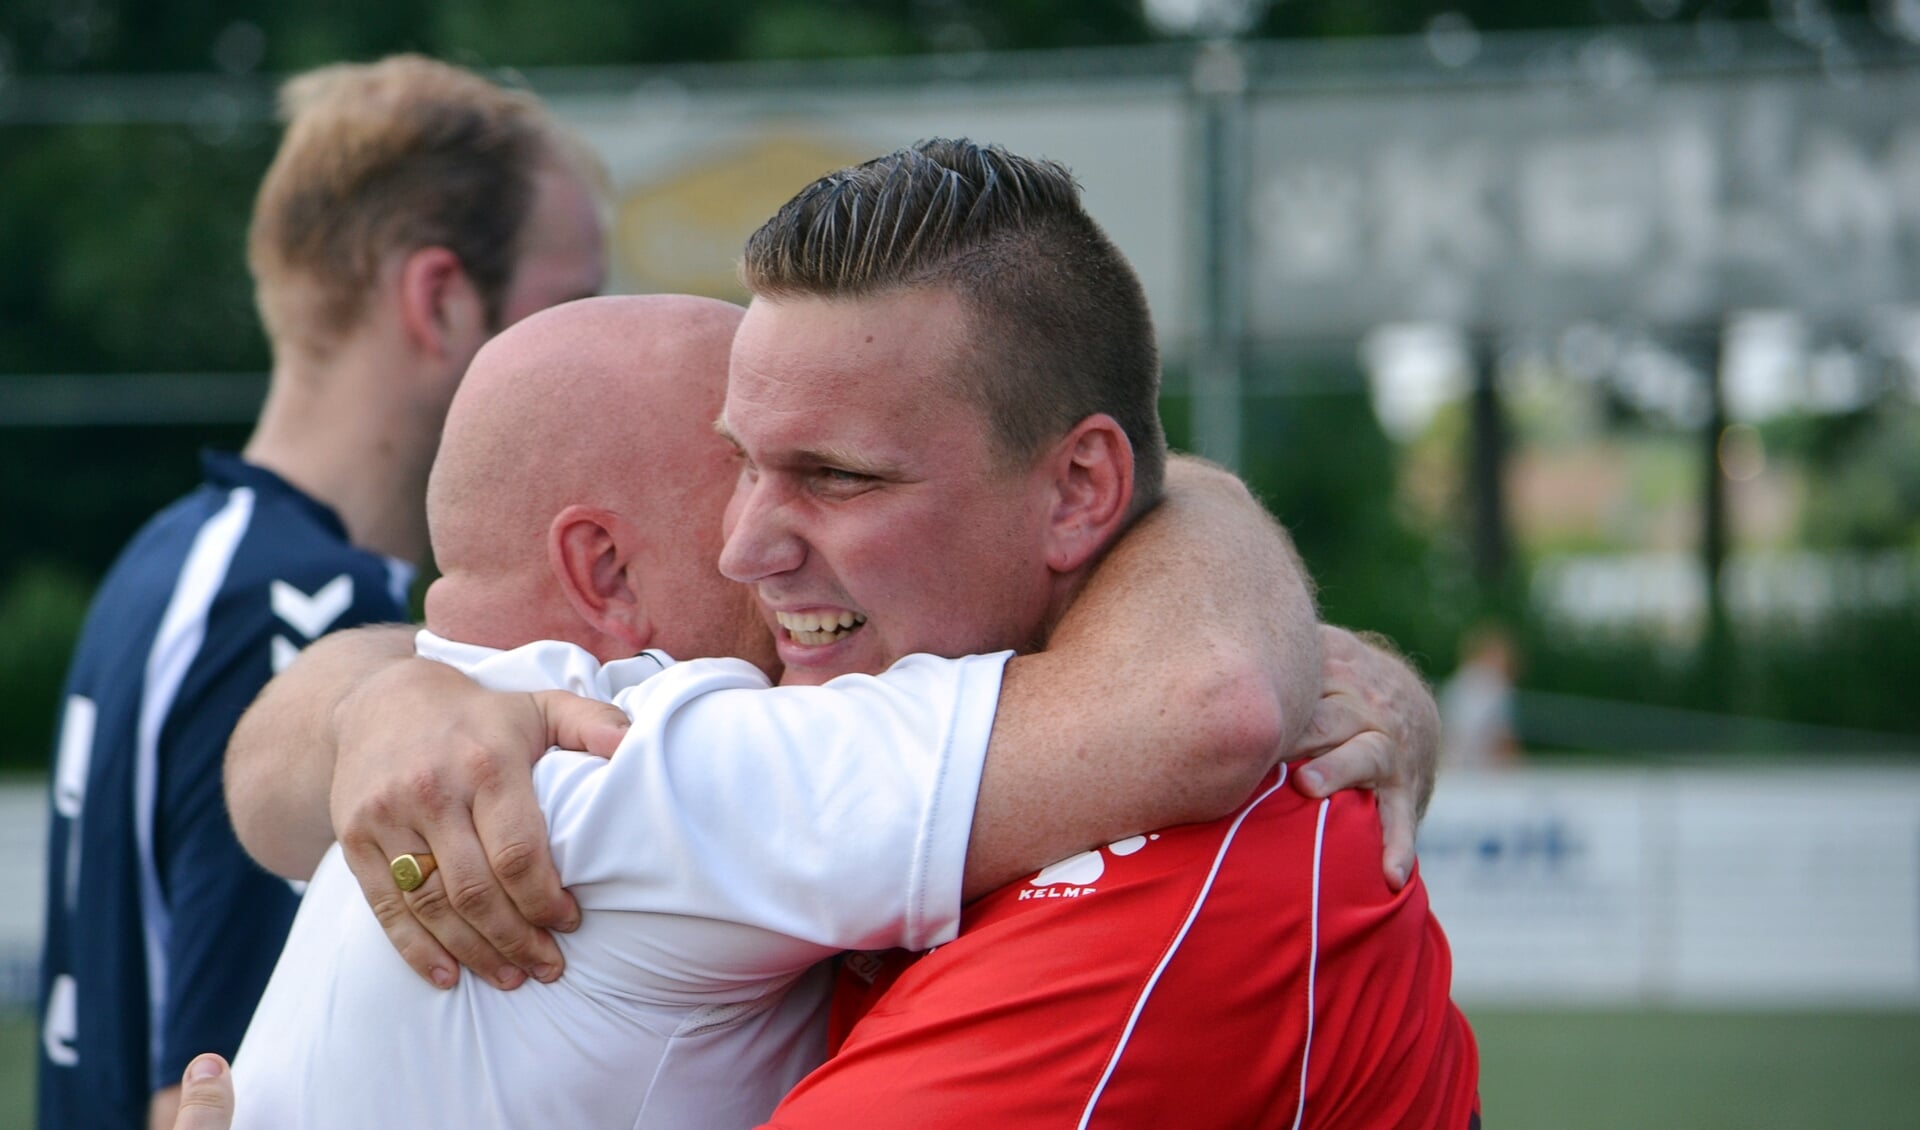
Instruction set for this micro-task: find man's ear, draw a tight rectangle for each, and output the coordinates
[549,504,649,652]
[395,245,486,364]
[1041,414,1135,574]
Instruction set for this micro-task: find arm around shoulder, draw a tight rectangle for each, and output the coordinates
[224,624,417,879]
[965,457,1320,898]
[1061,458,1321,818]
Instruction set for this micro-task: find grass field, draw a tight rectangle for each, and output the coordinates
[1467,1008,1920,1128]
[4,1007,1917,1126]
[3,1010,29,1129]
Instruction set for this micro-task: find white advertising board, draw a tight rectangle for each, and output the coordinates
[1417,770,1657,1003]
[0,770,1915,1009]
[1421,766,1920,1007]
[1247,67,1920,339]
[542,38,1920,357]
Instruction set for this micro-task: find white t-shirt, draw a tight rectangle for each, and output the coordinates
[232,633,1009,1130]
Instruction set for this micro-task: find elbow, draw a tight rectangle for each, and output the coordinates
[224,792,276,878]
[1167,648,1289,823]
[223,745,317,881]
[223,773,276,877]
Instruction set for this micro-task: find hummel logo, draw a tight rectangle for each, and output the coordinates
[271,634,300,674]
[272,574,354,639]
[43,975,78,1067]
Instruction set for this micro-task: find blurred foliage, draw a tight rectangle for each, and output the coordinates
[0,125,274,374]
[0,424,248,769]
[1189,363,1920,747]
[0,565,93,769]
[1730,606,1920,733]
[1515,604,1920,744]
[0,2,1888,76]
[1238,386,1475,673]
[1798,404,1920,549]
[0,425,252,574]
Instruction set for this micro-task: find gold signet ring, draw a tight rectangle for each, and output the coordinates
[390,852,436,893]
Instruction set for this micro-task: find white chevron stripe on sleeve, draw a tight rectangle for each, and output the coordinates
[271,574,354,639]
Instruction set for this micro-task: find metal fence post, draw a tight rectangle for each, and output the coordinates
[1190,39,1248,472]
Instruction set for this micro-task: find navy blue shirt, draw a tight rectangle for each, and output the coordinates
[37,451,411,1129]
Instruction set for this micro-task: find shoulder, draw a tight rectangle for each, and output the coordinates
[615,651,1010,737]
[210,501,410,631]
[609,656,776,713]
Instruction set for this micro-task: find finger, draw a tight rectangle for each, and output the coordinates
[401,867,532,990]
[1377,779,1420,892]
[1318,622,1361,659]
[1292,730,1393,798]
[173,1055,234,1130]
[336,832,460,989]
[473,777,579,940]
[389,742,555,983]
[535,690,630,759]
[1293,694,1366,757]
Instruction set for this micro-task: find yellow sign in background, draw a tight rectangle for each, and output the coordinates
[614,134,872,300]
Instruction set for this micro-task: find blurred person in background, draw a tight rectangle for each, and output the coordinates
[224,139,1472,1127]
[1439,622,1522,772]
[36,54,607,1130]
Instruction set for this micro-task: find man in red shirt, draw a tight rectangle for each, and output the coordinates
[723,141,1478,1128]
[226,138,1476,1126]
[788,740,1476,1127]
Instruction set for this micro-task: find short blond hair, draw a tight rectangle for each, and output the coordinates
[247,55,574,354]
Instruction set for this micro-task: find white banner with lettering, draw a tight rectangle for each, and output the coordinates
[547,43,1920,351]
[1421,765,1920,1007]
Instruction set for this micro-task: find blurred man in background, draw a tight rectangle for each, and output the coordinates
[36,54,606,1130]
[1439,621,1522,772]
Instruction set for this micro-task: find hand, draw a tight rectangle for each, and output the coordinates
[1289,625,1440,891]
[328,657,629,989]
[170,1056,232,1130]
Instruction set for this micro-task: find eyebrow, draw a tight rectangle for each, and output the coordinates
[801,446,896,477]
[710,416,896,478]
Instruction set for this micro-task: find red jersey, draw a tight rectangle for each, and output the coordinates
[764,764,1480,1129]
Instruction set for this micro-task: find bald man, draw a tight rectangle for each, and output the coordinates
[226,294,1319,1129]
[415,295,768,673]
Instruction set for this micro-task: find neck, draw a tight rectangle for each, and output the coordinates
[1031,566,1094,654]
[242,336,447,566]
[425,570,629,662]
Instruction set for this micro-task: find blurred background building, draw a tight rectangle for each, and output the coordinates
[1,1,1917,1125]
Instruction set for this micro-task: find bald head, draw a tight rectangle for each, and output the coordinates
[425,294,769,669]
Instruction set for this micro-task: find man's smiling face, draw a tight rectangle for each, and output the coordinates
[717,287,1059,685]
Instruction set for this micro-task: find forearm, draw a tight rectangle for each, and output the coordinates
[224,624,416,878]
[966,456,1320,897]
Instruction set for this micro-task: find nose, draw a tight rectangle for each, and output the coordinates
[719,474,805,584]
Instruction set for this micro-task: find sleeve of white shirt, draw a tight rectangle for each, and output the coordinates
[535,650,1009,964]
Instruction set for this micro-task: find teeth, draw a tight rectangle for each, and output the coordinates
[776,610,864,632]
[776,609,867,645]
